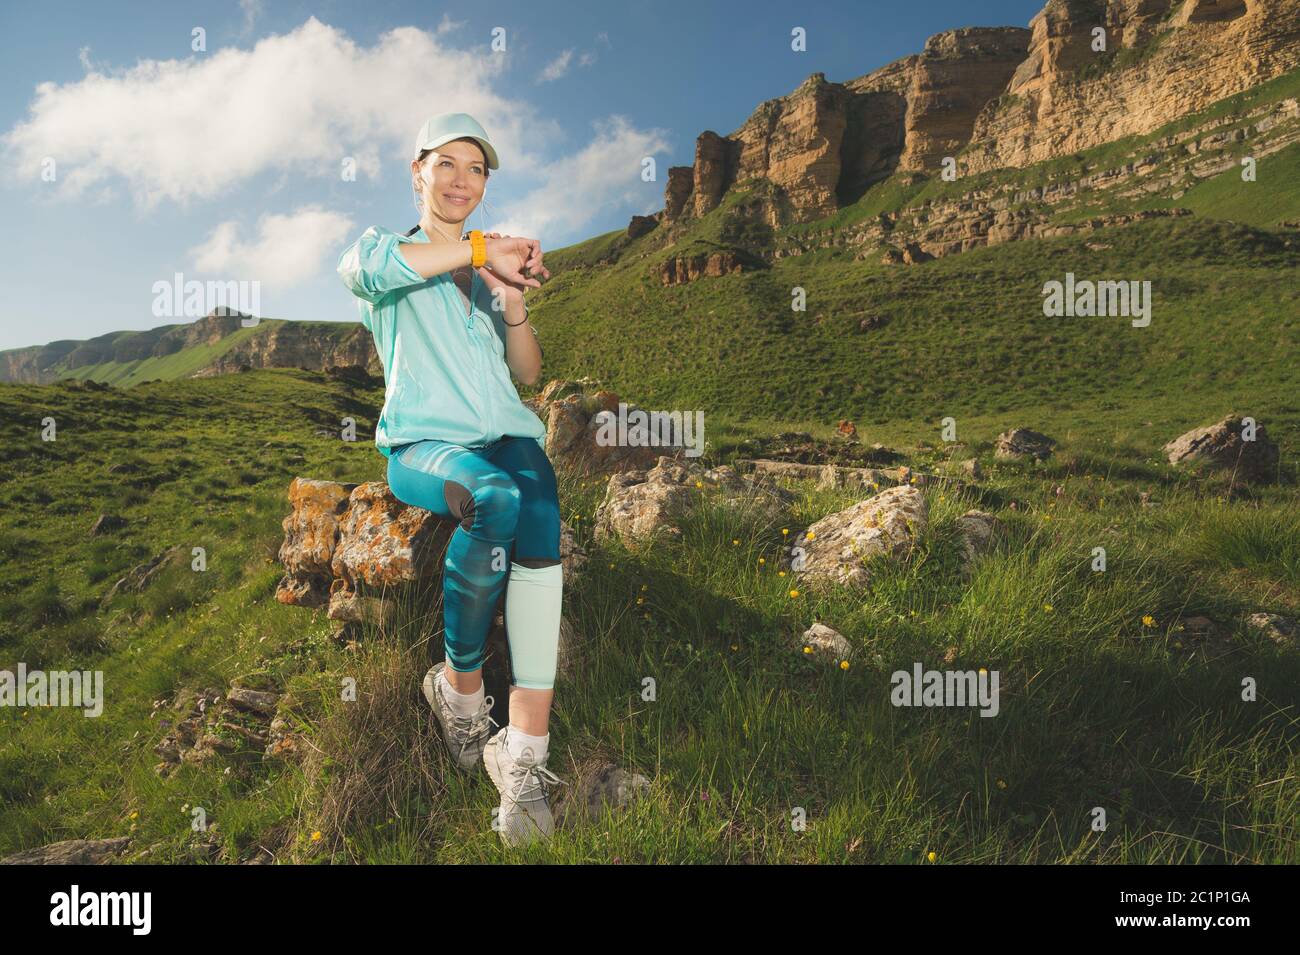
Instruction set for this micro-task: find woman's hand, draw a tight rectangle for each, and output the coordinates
[481,233,550,290]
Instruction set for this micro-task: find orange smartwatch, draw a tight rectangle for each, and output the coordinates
[467,229,486,268]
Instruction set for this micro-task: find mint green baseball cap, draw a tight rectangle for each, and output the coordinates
[412,112,499,170]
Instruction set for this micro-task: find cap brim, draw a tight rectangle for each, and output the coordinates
[414,136,499,170]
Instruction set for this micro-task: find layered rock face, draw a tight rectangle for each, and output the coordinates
[660,0,1300,229]
[197,321,379,378]
[666,28,1030,224]
[897,28,1035,172]
[964,0,1300,173]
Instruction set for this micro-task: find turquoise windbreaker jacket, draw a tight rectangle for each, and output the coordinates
[336,225,548,459]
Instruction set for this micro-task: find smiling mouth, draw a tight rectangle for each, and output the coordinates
[444,195,470,205]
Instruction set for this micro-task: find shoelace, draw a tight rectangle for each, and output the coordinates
[449,695,498,759]
[507,757,566,805]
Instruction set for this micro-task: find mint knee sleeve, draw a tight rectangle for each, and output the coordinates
[504,562,563,689]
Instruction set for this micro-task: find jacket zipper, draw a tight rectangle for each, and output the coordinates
[465,271,496,441]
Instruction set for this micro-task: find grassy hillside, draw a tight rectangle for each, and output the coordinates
[530,215,1299,455]
[1,355,1297,862]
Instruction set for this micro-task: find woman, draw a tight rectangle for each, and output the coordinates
[336,113,563,848]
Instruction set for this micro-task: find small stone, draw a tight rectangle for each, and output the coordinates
[801,622,853,661]
[1246,613,1296,646]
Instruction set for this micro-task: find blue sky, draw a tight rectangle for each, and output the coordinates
[0,0,1044,351]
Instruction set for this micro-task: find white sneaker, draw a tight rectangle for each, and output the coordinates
[482,726,566,846]
[422,663,497,773]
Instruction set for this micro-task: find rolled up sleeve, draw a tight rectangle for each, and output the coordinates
[337,226,426,305]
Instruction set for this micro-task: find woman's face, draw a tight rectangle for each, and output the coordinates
[412,138,488,226]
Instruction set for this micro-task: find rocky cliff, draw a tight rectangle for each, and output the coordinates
[965,0,1300,172]
[670,27,1031,224]
[195,321,379,378]
[659,0,1300,229]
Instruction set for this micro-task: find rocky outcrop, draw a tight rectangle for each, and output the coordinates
[592,455,794,544]
[151,684,293,778]
[653,0,1299,243]
[276,478,360,609]
[657,250,745,285]
[1163,414,1280,483]
[965,0,1300,173]
[663,30,1029,227]
[526,383,691,477]
[198,320,379,378]
[898,28,1034,172]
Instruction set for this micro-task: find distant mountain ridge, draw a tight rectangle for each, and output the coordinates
[0,310,380,386]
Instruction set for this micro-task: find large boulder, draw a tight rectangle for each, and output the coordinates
[1163,415,1279,483]
[276,478,358,608]
[330,481,450,591]
[791,485,929,587]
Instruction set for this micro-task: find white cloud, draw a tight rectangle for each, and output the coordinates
[239,0,264,36]
[4,17,668,242]
[435,13,465,35]
[537,49,574,83]
[2,17,552,209]
[189,205,354,288]
[485,115,671,240]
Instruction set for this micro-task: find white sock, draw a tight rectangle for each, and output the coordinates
[439,668,484,718]
[504,724,549,762]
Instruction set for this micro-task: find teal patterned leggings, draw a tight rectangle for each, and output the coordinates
[386,436,562,686]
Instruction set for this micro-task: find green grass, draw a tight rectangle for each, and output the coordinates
[1157,141,1300,227]
[1,354,1296,862]
[528,216,1299,451]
